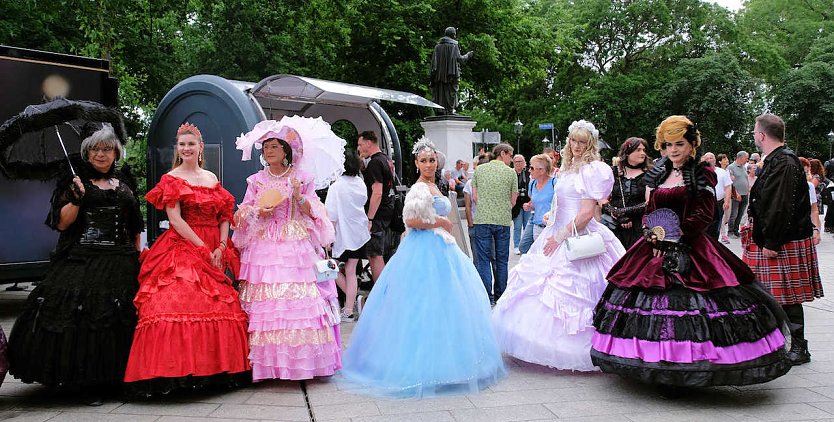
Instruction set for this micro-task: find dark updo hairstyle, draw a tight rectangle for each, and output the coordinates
[616,137,652,174]
[343,149,361,177]
[263,137,293,165]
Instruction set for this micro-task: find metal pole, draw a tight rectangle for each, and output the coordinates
[54,126,76,176]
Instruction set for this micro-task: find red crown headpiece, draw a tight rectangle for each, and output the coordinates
[177,122,202,140]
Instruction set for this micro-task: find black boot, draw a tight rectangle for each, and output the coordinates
[787,337,811,366]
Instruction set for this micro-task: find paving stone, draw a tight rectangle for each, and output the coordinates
[544,400,655,418]
[354,411,456,422]
[738,374,825,390]
[0,411,61,421]
[308,401,380,420]
[809,401,834,415]
[157,417,260,422]
[47,413,160,422]
[375,396,474,415]
[620,409,755,422]
[451,404,556,421]
[723,403,833,420]
[114,402,220,417]
[304,388,374,406]
[210,404,310,421]
[810,387,834,400]
[245,392,306,407]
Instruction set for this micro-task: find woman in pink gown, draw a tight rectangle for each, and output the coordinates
[233,120,340,381]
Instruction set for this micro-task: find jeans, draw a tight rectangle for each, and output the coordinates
[728,194,749,235]
[518,223,545,254]
[512,209,531,248]
[473,224,511,304]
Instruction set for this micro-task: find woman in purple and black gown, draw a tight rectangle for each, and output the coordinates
[591,115,791,390]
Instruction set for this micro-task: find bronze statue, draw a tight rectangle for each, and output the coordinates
[430,27,473,115]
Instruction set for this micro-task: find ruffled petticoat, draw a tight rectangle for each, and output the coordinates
[239,236,341,381]
[591,283,791,386]
[492,220,625,371]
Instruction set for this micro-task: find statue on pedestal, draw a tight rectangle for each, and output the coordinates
[430,27,473,115]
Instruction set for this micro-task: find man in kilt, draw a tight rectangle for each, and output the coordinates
[743,113,823,365]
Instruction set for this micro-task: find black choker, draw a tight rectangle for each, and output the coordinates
[623,161,643,170]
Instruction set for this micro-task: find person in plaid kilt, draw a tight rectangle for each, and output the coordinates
[743,113,823,366]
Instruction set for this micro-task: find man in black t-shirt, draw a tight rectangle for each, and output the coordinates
[357,130,394,282]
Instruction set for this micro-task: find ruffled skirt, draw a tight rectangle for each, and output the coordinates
[492,222,625,371]
[341,230,506,398]
[124,227,250,395]
[238,236,341,381]
[591,282,792,386]
[8,246,139,389]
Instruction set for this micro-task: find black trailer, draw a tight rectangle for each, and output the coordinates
[146,74,441,243]
[0,46,118,283]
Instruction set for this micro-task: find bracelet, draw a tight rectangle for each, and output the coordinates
[813,227,819,232]
[219,241,227,249]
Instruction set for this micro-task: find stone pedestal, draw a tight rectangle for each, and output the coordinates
[420,115,477,175]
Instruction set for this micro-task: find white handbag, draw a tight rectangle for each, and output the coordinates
[564,220,606,261]
[314,258,339,282]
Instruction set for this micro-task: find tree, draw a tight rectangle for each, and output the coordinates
[772,35,834,158]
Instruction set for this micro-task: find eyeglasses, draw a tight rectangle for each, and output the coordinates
[569,138,589,146]
[532,166,546,171]
[513,160,525,164]
[89,146,115,154]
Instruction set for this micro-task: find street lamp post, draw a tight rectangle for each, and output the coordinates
[513,119,523,155]
[828,130,834,159]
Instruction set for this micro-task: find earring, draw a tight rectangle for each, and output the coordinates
[282,158,289,167]
[199,151,203,161]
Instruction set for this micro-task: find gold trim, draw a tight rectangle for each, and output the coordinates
[249,328,335,347]
[239,281,320,302]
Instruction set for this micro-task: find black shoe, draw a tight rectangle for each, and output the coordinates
[787,338,811,366]
[656,384,686,399]
[81,393,104,406]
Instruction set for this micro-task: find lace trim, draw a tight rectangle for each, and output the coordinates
[249,328,335,347]
[238,281,320,302]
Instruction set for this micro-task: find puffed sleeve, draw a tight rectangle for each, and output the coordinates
[44,179,75,231]
[576,161,615,201]
[402,183,435,225]
[145,175,194,210]
[239,173,259,208]
[680,167,716,242]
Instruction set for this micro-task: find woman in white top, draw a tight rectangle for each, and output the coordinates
[326,150,371,320]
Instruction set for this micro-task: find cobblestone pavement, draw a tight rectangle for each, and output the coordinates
[1,234,833,421]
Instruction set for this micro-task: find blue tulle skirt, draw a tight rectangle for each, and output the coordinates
[341,229,507,398]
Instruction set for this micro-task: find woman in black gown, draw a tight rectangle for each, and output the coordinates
[8,126,142,405]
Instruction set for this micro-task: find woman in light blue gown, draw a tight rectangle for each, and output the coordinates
[341,138,506,398]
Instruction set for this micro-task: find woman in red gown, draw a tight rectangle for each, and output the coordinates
[124,123,250,396]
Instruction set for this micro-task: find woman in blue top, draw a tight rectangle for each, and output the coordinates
[518,154,556,254]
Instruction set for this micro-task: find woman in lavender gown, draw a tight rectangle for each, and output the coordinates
[492,120,625,371]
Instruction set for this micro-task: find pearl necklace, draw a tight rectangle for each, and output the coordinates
[268,165,292,178]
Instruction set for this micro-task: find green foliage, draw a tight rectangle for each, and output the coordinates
[3,0,834,179]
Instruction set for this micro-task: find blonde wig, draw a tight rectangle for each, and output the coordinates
[654,115,701,159]
[560,120,601,172]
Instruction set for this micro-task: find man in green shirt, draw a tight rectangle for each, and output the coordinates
[472,143,518,304]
